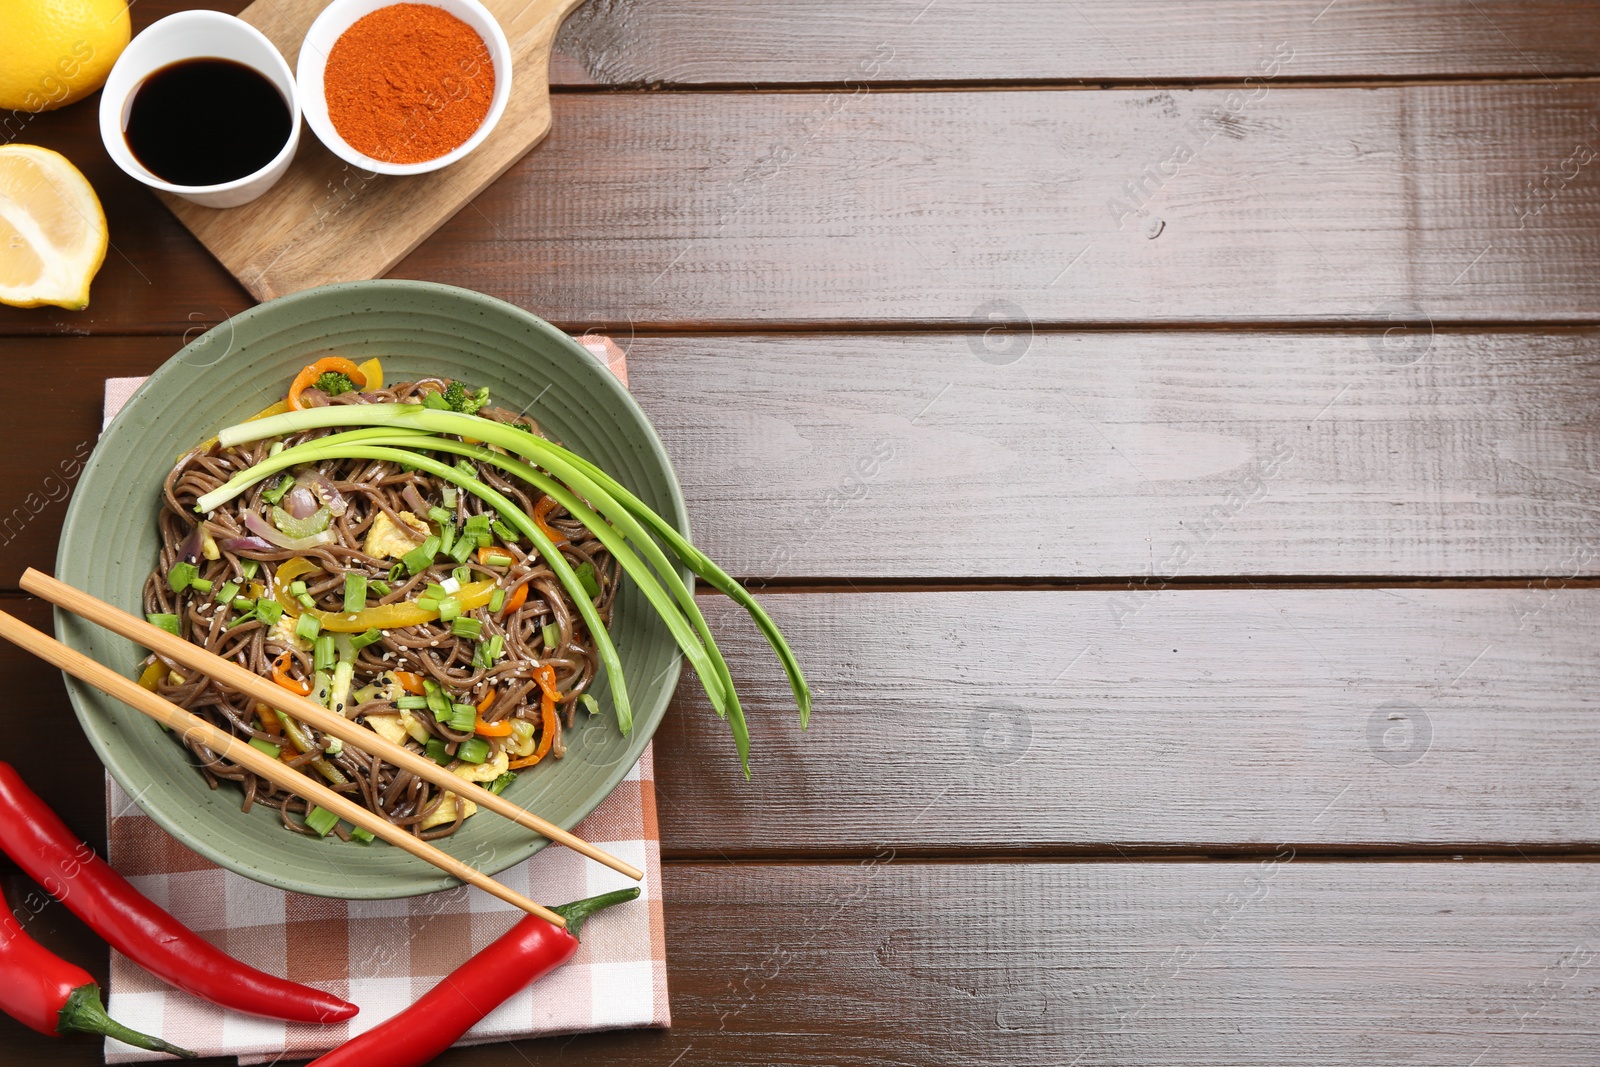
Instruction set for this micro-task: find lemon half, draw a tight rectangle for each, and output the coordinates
[0,145,109,310]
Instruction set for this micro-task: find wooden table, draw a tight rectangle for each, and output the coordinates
[5,1,1600,1062]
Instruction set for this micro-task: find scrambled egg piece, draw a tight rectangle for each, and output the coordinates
[454,748,508,783]
[363,713,409,746]
[270,612,311,652]
[415,750,507,830]
[363,510,430,559]
[418,791,476,830]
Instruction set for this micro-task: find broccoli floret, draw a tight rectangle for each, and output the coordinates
[316,371,356,396]
[443,381,491,415]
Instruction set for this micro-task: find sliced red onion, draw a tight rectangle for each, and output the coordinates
[219,535,275,554]
[297,470,348,517]
[244,510,336,551]
[283,485,319,519]
[401,484,430,516]
[177,525,206,564]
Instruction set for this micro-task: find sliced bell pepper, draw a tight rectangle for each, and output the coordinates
[273,556,496,633]
[287,357,368,411]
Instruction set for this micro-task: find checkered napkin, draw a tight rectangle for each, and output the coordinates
[99,336,670,1063]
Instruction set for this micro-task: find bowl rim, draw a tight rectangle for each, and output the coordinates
[59,279,687,898]
[97,10,303,195]
[296,0,514,176]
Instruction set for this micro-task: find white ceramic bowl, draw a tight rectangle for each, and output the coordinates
[99,11,300,208]
[296,0,513,176]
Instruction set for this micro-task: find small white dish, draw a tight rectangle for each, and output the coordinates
[98,11,300,209]
[296,0,513,176]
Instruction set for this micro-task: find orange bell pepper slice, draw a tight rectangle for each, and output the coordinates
[531,495,567,546]
[393,671,426,696]
[287,357,368,410]
[507,696,557,769]
[271,651,310,696]
[501,582,528,617]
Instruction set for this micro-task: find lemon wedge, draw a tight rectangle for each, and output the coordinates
[0,145,108,310]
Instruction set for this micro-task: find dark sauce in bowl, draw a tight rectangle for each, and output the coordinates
[125,58,291,186]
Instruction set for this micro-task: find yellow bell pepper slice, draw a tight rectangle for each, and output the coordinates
[356,358,384,390]
[272,556,495,633]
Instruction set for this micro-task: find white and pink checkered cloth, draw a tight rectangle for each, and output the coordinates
[100,336,671,1063]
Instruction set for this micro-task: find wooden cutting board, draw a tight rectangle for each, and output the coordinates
[159,0,586,301]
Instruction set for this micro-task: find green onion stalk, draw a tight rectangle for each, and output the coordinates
[196,405,811,774]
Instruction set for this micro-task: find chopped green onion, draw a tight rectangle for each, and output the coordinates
[489,771,516,795]
[304,806,338,837]
[248,737,281,758]
[188,576,214,594]
[475,530,492,549]
[428,505,453,527]
[255,599,284,626]
[288,580,308,597]
[349,628,384,651]
[350,826,376,844]
[167,561,198,593]
[438,523,456,557]
[263,475,293,504]
[424,582,449,600]
[231,596,255,613]
[472,642,491,670]
[425,738,451,765]
[240,559,260,579]
[370,579,392,598]
[436,597,461,623]
[424,681,452,719]
[581,693,600,716]
[297,593,317,611]
[388,563,404,582]
[489,588,506,613]
[416,596,439,612]
[487,634,504,662]
[441,485,457,508]
[448,534,476,564]
[453,565,472,585]
[464,513,491,534]
[451,617,483,640]
[575,561,599,598]
[484,552,513,568]
[216,581,240,604]
[542,622,559,649]
[313,635,336,672]
[422,390,451,410]
[401,535,441,575]
[295,613,322,641]
[455,459,477,479]
[491,520,519,543]
[343,573,367,612]
[456,737,490,764]
[146,613,181,636]
[268,440,284,457]
[396,694,429,710]
[447,703,477,731]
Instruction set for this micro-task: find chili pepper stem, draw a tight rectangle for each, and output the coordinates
[57,985,196,1058]
[551,887,641,939]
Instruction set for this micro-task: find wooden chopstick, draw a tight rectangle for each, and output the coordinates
[0,607,566,927]
[22,568,644,883]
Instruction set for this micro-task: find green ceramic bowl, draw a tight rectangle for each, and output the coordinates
[56,280,685,898]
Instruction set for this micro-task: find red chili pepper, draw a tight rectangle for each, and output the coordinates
[0,763,357,1024]
[308,887,639,1067]
[0,886,195,1058]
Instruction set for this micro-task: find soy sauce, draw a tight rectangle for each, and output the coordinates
[125,58,291,186]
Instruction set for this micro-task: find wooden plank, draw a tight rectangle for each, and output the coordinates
[11,583,1600,853]
[6,329,1600,584]
[394,84,1600,327]
[651,589,1600,852]
[550,0,1600,85]
[116,0,1600,86]
[7,861,1600,1065]
[6,82,1600,335]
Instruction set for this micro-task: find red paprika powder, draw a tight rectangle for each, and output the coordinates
[324,2,495,165]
